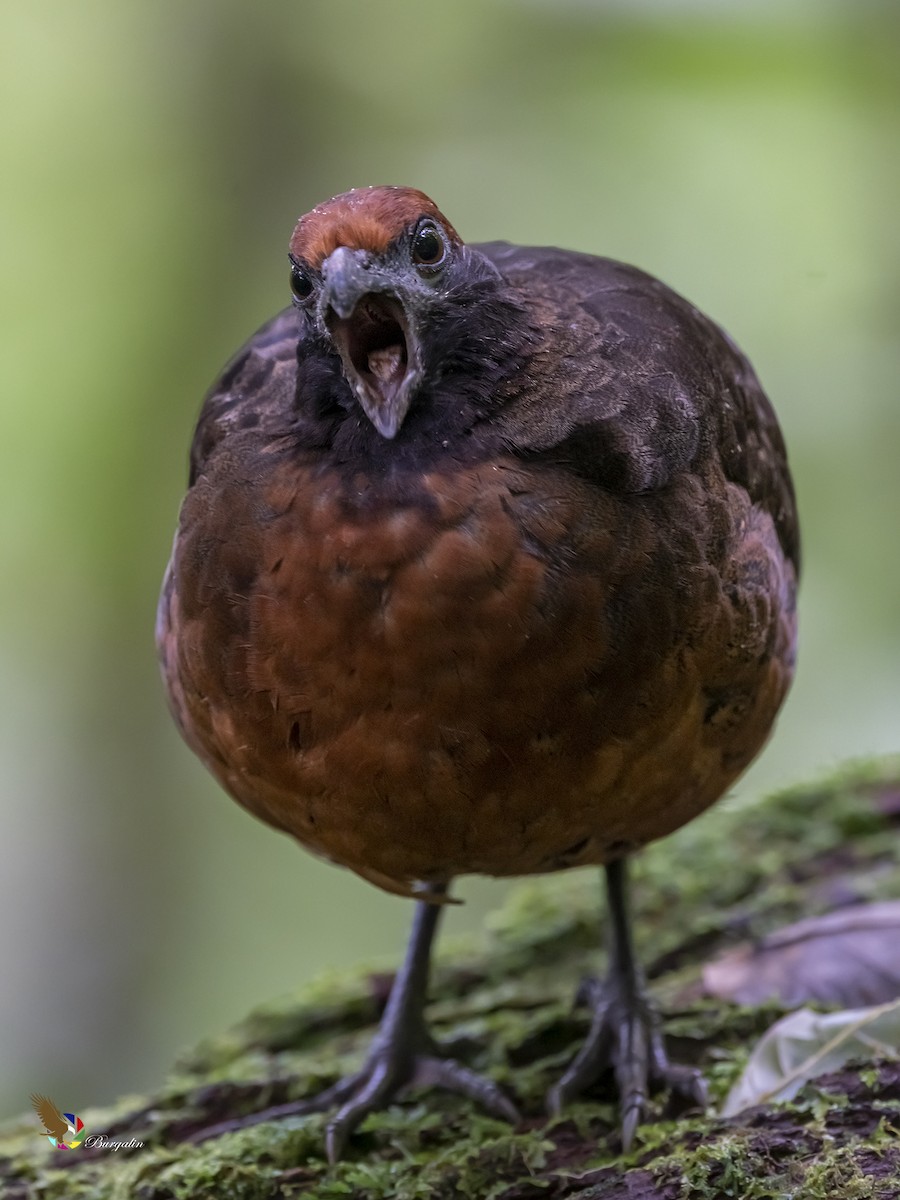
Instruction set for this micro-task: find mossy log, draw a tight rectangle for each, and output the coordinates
[3,758,900,1199]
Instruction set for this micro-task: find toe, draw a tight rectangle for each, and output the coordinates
[614,1013,650,1150]
[325,1059,401,1163]
[414,1056,520,1123]
[546,1010,613,1116]
[324,1050,518,1162]
[661,1062,708,1115]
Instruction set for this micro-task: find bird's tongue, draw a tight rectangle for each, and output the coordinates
[367,344,405,387]
[326,292,420,437]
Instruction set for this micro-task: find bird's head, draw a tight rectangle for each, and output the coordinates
[288,186,494,440]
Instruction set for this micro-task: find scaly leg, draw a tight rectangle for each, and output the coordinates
[187,883,518,1161]
[547,858,706,1149]
[316,883,518,1161]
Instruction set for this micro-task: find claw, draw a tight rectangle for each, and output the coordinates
[546,1003,613,1116]
[547,860,707,1147]
[614,1004,649,1141]
[415,1056,521,1124]
[318,886,518,1161]
[620,1102,641,1154]
[190,887,517,1162]
[321,1050,517,1163]
[325,1058,398,1163]
[547,978,703,1147]
[660,1062,708,1115]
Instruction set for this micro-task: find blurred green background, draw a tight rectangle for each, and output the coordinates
[1,0,898,1124]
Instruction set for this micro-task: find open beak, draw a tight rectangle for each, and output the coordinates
[320,246,424,439]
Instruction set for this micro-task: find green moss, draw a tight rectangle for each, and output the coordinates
[667,1133,786,1199]
[795,1142,895,1200]
[3,757,900,1199]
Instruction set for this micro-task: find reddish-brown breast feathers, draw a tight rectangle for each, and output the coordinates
[289,186,462,268]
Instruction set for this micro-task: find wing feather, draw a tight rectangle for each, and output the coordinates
[480,242,799,573]
[188,307,305,486]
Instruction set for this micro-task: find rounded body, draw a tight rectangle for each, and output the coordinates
[158,241,798,896]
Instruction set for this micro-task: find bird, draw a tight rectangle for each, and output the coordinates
[157,185,799,1162]
[31,1094,73,1144]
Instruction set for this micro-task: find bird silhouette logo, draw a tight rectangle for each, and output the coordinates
[30,1093,85,1149]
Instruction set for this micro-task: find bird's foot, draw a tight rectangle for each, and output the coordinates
[308,1025,519,1162]
[184,1038,517,1160]
[547,975,706,1150]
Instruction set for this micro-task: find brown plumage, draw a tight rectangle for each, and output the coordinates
[31,1094,70,1143]
[158,186,798,1160]
[292,187,462,270]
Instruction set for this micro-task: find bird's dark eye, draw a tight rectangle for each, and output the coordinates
[289,261,314,303]
[411,221,446,269]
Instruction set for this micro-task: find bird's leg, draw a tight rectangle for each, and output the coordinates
[315,882,518,1162]
[184,883,517,1159]
[547,858,706,1149]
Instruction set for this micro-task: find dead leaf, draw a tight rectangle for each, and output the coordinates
[722,998,900,1115]
[702,901,900,1008]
